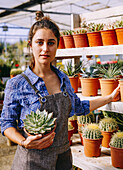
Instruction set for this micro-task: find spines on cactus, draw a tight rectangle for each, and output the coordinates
[77,112,95,124]
[110,132,123,148]
[23,109,57,135]
[99,118,118,132]
[83,123,102,139]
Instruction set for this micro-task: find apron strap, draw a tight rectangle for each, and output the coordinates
[21,73,47,103]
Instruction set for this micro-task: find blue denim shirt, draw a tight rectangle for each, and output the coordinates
[1,66,90,135]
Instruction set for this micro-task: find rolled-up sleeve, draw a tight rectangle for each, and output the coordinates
[1,79,21,135]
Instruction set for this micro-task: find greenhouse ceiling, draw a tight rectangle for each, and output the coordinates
[0,0,123,43]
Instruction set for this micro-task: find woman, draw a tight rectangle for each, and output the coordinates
[1,11,120,170]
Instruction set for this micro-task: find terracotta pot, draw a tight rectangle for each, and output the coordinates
[78,73,81,88]
[63,35,75,48]
[99,79,119,101]
[73,33,89,48]
[119,80,123,102]
[68,129,74,146]
[69,119,78,133]
[58,36,65,49]
[110,146,123,169]
[77,122,86,132]
[115,28,123,45]
[83,137,102,157]
[10,75,15,79]
[78,131,83,145]
[69,76,78,93]
[80,78,99,96]
[87,31,103,47]
[101,130,117,148]
[101,29,118,46]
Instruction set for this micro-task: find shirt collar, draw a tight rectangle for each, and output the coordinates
[24,65,66,86]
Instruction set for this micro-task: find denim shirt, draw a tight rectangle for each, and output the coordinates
[1,66,90,135]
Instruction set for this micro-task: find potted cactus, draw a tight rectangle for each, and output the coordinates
[110,131,123,169]
[62,30,75,48]
[114,20,123,44]
[99,117,118,148]
[10,68,23,78]
[23,109,57,136]
[83,123,102,157]
[68,115,78,133]
[68,121,74,146]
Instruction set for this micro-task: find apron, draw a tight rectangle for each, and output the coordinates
[11,74,73,170]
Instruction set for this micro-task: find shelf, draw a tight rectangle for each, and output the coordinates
[56,45,123,59]
[77,93,123,114]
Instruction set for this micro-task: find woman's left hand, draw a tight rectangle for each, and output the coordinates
[111,84,121,102]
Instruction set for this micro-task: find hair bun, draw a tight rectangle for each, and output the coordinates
[35,11,44,21]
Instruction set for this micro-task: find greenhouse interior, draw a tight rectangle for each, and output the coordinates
[0,0,123,170]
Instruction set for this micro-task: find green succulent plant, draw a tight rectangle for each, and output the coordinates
[77,112,95,124]
[99,117,118,132]
[69,115,77,121]
[23,109,57,135]
[83,123,102,139]
[114,20,123,28]
[110,131,123,148]
[87,22,104,32]
[10,68,23,76]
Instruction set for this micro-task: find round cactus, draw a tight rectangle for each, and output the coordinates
[83,123,102,139]
[99,117,118,132]
[110,131,123,148]
[23,109,57,135]
[77,112,95,124]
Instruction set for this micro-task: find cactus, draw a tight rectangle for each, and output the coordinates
[83,123,102,139]
[69,115,77,121]
[99,118,118,132]
[23,109,57,135]
[110,132,123,148]
[77,112,95,124]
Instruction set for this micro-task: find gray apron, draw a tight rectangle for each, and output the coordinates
[11,74,73,170]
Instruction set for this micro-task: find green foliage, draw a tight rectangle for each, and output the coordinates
[69,115,77,121]
[87,23,104,32]
[103,111,123,131]
[23,109,57,135]
[99,117,118,132]
[83,123,102,139]
[114,20,123,28]
[10,68,23,76]
[0,59,12,77]
[62,60,81,77]
[77,112,95,124]
[81,65,100,78]
[110,132,123,148]
[95,63,123,79]
[62,30,74,35]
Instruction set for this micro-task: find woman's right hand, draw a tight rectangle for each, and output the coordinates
[23,131,56,150]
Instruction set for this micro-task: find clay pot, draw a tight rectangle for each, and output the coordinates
[101,131,117,148]
[80,78,99,96]
[83,137,102,157]
[101,29,118,46]
[58,36,65,49]
[69,119,78,133]
[110,146,123,169]
[119,80,123,102]
[69,76,78,93]
[99,79,119,101]
[78,131,83,145]
[87,31,103,47]
[63,35,75,48]
[115,28,123,45]
[68,129,74,146]
[73,33,89,48]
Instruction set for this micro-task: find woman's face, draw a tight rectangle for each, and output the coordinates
[31,28,57,66]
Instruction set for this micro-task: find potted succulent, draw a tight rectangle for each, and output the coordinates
[110,131,123,169]
[72,28,89,48]
[62,30,75,48]
[80,65,100,96]
[100,23,118,46]
[68,121,74,146]
[68,115,78,133]
[87,22,104,47]
[99,117,118,148]
[10,68,23,78]
[96,63,123,101]
[114,20,123,44]
[83,123,102,157]
[77,112,95,145]
[62,60,81,93]
[23,109,57,137]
